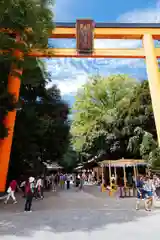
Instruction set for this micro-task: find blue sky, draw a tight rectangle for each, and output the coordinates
[46,0,160,106]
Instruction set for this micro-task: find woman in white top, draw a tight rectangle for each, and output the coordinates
[143,177,155,211]
[153,175,160,198]
[20,180,26,197]
[35,177,43,199]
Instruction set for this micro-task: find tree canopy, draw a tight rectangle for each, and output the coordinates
[0,0,71,179]
[71,74,158,165]
[61,142,79,173]
[9,79,70,178]
[0,0,55,138]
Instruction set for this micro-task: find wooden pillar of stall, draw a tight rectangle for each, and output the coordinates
[123,165,127,188]
[0,35,24,193]
[101,164,106,192]
[97,166,101,181]
[108,162,112,196]
[133,165,137,197]
[133,165,137,180]
[102,165,104,183]
[123,165,127,197]
[109,162,112,187]
[114,166,117,185]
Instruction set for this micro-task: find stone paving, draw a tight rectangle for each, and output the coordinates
[0,186,160,240]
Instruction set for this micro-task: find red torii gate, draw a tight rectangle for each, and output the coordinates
[0,19,160,193]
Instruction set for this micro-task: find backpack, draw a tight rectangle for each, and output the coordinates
[25,182,31,194]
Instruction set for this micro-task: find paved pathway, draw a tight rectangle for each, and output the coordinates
[0,187,160,240]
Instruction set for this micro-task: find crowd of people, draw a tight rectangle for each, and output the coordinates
[3,171,160,213]
[99,170,160,211]
[4,176,44,212]
[135,174,160,211]
[3,172,87,212]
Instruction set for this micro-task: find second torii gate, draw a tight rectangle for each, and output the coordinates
[0,19,160,192]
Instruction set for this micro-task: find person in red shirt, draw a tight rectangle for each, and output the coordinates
[4,180,18,204]
[24,177,35,212]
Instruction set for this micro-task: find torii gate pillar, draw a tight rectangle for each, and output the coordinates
[143,34,160,146]
[0,36,23,193]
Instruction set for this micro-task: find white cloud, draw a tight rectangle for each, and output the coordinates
[118,8,160,23]
[47,74,88,94]
[46,7,160,95]
[94,39,141,49]
[50,0,74,22]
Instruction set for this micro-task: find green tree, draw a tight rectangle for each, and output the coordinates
[62,143,79,172]
[148,148,160,168]
[140,132,157,160]
[71,75,158,164]
[71,74,138,159]
[126,80,157,160]
[9,72,70,178]
[0,0,70,178]
[0,0,54,138]
[127,127,157,160]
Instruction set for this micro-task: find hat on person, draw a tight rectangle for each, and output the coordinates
[29,177,35,183]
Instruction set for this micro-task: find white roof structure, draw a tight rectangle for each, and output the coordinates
[43,162,63,170]
[75,164,83,170]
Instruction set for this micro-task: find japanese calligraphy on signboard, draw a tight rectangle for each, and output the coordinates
[76,19,94,54]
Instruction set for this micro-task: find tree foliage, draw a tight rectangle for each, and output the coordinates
[0,0,54,138]
[148,148,160,168]
[71,74,137,158]
[0,0,71,178]
[71,74,157,165]
[9,79,70,177]
[62,142,79,172]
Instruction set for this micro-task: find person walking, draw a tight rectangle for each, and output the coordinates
[45,175,50,190]
[153,175,160,198]
[24,177,35,212]
[35,176,43,199]
[51,174,56,192]
[4,179,19,204]
[143,176,154,211]
[20,180,26,198]
[54,173,59,190]
[60,174,65,189]
[75,174,80,191]
[135,176,145,210]
[79,174,84,190]
[66,174,70,190]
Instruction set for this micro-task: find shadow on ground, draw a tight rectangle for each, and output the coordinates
[0,187,157,238]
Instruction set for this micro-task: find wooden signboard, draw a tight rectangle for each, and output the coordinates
[76,19,94,54]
